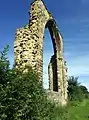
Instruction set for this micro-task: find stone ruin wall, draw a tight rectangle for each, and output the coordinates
[48,56,68,103]
[14,0,51,79]
[48,55,58,92]
[14,0,68,105]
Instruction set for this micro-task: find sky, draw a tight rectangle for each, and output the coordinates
[0,0,89,90]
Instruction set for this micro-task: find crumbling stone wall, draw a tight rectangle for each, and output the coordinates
[48,55,58,92]
[14,0,68,105]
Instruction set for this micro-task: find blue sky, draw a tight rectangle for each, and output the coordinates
[0,0,89,90]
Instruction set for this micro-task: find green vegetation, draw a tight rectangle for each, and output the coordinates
[0,46,89,120]
[53,99,89,120]
[52,76,89,120]
[68,76,89,101]
[0,46,55,120]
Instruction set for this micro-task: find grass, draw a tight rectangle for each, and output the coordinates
[53,99,89,120]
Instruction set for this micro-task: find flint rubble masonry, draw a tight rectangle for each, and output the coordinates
[14,0,68,105]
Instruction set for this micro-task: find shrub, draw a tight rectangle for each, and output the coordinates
[0,46,55,120]
[68,76,84,101]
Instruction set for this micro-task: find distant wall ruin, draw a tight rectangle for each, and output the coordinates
[14,0,68,105]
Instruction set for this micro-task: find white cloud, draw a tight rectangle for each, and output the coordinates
[82,83,89,91]
[66,53,89,90]
[67,54,89,76]
[8,47,89,91]
[7,50,89,91]
[43,51,89,90]
[43,51,53,89]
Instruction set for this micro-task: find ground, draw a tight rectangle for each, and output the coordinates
[53,99,89,120]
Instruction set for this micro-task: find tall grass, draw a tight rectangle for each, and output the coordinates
[52,99,89,120]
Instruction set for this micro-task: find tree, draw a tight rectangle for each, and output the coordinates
[0,46,55,120]
[0,45,10,84]
[68,76,84,101]
[80,85,89,98]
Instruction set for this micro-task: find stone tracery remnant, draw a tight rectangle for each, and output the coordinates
[14,0,68,105]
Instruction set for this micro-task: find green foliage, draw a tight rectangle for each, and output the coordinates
[1,46,89,120]
[80,85,89,98]
[53,99,89,120]
[0,46,55,120]
[67,76,89,101]
[0,45,10,84]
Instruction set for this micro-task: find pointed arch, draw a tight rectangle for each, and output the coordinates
[14,0,68,105]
